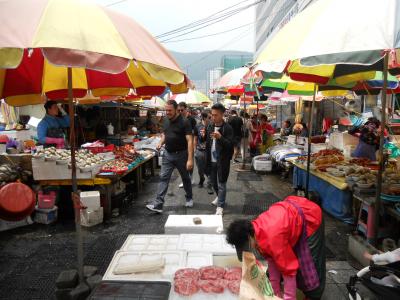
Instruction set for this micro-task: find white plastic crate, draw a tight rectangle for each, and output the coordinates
[80,191,100,210]
[103,250,186,282]
[185,252,213,268]
[178,234,236,255]
[120,234,180,251]
[164,215,223,234]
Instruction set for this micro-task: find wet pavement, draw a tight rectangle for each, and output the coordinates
[0,163,363,299]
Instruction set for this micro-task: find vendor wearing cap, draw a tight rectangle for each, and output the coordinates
[37,101,69,148]
[226,195,325,300]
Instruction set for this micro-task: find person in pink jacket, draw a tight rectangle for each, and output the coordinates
[226,195,326,299]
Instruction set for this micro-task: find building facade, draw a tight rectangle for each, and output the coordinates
[254,0,315,57]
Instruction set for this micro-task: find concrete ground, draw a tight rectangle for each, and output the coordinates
[0,163,368,299]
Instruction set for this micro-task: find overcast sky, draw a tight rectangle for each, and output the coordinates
[95,0,255,53]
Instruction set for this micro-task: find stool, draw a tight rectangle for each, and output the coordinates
[357,200,393,243]
[357,202,375,242]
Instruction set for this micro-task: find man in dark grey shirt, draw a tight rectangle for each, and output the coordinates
[146,100,194,213]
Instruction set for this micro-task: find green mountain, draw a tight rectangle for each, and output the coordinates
[169,50,253,81]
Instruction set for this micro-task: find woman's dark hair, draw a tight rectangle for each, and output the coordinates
[44,100,57,113]
[367,117,380,127]
[260,114,268,122]
[285,120,291,127]
[211,103,226,113]
[226,219,254,248]
[201,111,208,120]
[244,113,250,118]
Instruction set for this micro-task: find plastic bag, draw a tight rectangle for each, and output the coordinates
[384,142,400,158]
[239,252,281,300]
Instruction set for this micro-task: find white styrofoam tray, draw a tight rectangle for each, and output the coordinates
[120,234,180,251]
[178,234,236,255]
[164,215,223,234]
[185,252,213,268]
[103,250,186,282]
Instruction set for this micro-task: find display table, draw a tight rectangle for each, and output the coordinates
[292,162,354,224]
[37,154,155,219]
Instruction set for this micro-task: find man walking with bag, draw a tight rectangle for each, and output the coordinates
[206,103,234,215]
[146,100,194,213]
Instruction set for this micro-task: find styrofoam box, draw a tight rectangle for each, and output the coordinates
[253,159,272,171]
[120,234,180,251]
[34,206,58,224]
[32,158,101,180]
[80,191,100,210]
[103,250,186,282]
[165,215,223,234]
[0,216,33,232]
[178,234,236,255]
[186,252,213,268]
[80,207,103,227]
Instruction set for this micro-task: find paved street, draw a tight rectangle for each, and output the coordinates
[0,164,359,299]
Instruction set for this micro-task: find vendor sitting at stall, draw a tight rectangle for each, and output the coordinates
[37,101,69,148]
[349,117,382,161]
[226,195,325,300]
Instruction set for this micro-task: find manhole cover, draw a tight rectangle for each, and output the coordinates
[242,192,280,215]
[237,172,262,181]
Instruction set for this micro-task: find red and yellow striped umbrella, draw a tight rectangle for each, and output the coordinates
[0,0,189,106]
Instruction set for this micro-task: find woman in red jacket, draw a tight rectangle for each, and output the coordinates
[226,195,325,300]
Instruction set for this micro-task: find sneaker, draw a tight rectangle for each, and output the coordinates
[207,186,214,194]
[146,204,163,213]
[185,200,194,208]
[216,207,224,215]
[211,197,218,206]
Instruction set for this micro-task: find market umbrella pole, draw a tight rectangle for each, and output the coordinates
[67,67,84,282]
[305,84,317,199]
[373,53,389,247]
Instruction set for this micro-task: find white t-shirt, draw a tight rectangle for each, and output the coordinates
[211,126,221,163]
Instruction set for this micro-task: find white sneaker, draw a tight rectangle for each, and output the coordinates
[216,207,224,215]
[211,197,218,206]
[185,200,194,208]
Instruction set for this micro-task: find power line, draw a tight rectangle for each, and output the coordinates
[105,0,129,7]
[184,27,253,70]
[162,0,293,44]
[158,4,258,43]
[182,0,296,70]
[155,0,253,39]
[156,0,264,40]
[162,23,253,43]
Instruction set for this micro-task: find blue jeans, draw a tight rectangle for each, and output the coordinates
[195,149,211,187]
[154,150,193,207]
[211,162,227,208]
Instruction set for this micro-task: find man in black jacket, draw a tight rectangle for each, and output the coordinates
[206,103,234,215]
